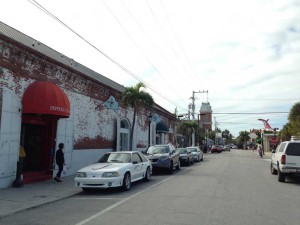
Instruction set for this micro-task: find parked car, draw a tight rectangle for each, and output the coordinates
[270,140,300,182]
[75,151,152,191]
[187,146,203,162]
[176,147,193,166]
[144,144,180,173]
[223,145,231,151]
[210,145,222,153]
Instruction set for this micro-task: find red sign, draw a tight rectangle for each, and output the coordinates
[270,137,279,144]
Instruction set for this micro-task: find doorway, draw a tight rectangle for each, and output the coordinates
[21,118,57,183]
[22,124,44,171]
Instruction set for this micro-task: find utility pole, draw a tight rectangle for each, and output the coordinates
[190,90,208,146]
[191,90,208,120]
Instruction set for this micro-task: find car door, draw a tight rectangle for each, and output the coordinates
[170,144,179,166]
[138,152,150,177]
[131,153,143,181]
[272,143,285,169]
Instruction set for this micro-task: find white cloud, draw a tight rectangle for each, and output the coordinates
[1,0,299,136]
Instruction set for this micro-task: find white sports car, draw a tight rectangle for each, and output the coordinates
[75,151,152,191]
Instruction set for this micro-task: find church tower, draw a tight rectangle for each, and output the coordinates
[199,102,212,131]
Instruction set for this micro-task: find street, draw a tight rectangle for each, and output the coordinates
[1,150,300,225]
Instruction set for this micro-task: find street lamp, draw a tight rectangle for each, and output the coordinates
[147,114,152,148]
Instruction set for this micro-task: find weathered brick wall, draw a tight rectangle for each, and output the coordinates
[0,36,175,150]
[0,37,123,149]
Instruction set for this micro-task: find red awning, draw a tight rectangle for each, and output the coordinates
[22,81,70,118]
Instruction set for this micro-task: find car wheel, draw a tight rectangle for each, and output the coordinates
[270,163,277,175]
[169,161,173,174]
[176,160,181,170]
[143,167,151,182]
[197,156,200,162]
[277,167,285,182]
[122,172,131,190]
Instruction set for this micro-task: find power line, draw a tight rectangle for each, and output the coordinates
[119,0,192,105]
[145,0,196,87]
[159,0,199,85]
[103,0,187,107]
[27,0,187,112]
[213,112,289,115]
[210,98,299,101]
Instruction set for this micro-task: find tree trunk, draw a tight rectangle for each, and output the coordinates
[129,108,137,151]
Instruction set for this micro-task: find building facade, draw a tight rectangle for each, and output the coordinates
[0,22,175,188]
[199,102,212,131]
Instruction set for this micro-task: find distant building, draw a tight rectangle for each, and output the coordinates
[199,102,212,131]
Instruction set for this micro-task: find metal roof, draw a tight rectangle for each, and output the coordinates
[0,21,125,92]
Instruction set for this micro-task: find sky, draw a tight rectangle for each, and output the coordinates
[1,0,300,137]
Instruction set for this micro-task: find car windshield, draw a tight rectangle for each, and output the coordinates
[187,148,197,152]
[147,146,170,154]
[98,153,131,163]
[177,148,188,154]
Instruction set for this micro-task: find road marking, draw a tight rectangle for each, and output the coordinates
[73,197,123,200]
[75,169,188,225]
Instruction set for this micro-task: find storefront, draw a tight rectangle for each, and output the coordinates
[0,21,176,188]
[21,81,70,183]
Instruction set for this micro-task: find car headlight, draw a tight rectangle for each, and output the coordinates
[102,172,120,177]
[77,172,87,178]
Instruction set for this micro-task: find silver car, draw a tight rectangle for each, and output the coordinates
[187,146,204,162]
[177,147,194,166]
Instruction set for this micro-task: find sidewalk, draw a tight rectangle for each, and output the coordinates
[0,175,81,219]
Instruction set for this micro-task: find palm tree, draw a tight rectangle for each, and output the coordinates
[121,82,154,150]
[238,131,250,149]
[178,121,199,146]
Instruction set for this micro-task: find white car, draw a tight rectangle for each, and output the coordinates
[187,146,204,162]
[271,141,300,182]
[75,151,152,191]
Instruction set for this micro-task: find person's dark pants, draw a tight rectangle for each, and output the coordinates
[56,163,63,178]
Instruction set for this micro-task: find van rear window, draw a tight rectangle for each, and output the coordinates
[286,143,300,156]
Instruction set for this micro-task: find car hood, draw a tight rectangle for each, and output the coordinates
[78,163,128,172]
[145,153,169,159]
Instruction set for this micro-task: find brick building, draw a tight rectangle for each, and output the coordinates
[199,102,212,131]
[0,22,175,188]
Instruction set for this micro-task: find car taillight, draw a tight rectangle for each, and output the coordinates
[280,154,286,165]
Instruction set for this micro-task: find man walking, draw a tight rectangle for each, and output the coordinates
[54,143,65,182]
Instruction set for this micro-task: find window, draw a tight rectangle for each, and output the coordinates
[132,153,142,163]
[278,143,286,153]
[138,152,148,162]
[286,143,300,156]
[120,119,130,151]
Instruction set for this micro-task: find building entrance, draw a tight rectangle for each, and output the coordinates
[22,124,44,171]
[21,119,57,183]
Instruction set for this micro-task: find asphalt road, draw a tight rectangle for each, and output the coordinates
[1,150,300,225]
